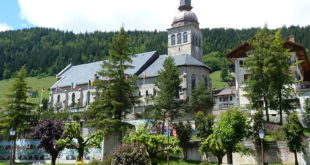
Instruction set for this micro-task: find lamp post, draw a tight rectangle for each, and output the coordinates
[259,128,265,165]
[9,128,16,165]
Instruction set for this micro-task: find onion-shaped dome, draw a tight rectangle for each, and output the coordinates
[172,10,199,28]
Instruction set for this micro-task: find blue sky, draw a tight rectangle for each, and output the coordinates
[1,0,310,33]
[0,0,32,30]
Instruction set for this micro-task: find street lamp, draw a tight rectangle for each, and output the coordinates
[9,128,16,165]
[258,128,265,165]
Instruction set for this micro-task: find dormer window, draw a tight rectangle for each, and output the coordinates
[171,35,176,45]
[183,32,188,43]
[177,33,182,44]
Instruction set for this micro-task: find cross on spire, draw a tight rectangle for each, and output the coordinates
[179,0,192,11]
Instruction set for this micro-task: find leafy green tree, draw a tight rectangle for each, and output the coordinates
[0,66,36,163]
[57,122,105,162]
[154,56,182,133]
[283,112,304,165]
[194,112,215,139]
[173,121,192,159]
[213,108,249,164]
[124,129,180,165]
[200,134,226,165]
[85,27,138,134]
[189,82,214,113]
[245,27,294,123]
[202,51,223,71]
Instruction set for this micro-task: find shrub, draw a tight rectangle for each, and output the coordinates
[111,143,150,165]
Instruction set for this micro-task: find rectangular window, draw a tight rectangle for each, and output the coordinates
[239,60,244,67]
[230,96,233,101]
[244,74,249,81]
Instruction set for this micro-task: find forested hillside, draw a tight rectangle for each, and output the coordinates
[0,26,310,80]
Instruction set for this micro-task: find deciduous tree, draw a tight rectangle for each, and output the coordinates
[124,129,180,165]
[57,122,105,162]
[173,121,192,159]
[213,108,249,164]
[194,111,214,139]
[32,119,64,165]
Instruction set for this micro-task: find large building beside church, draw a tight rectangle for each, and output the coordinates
[49,0,212,116]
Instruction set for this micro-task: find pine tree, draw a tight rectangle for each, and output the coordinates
[154,56,182,133]
[283,112,304,165]
[85,27,138,133]
[0,66,36,164]
[244,27,294,123]
[189,81,214,113]
[0,66,36,134]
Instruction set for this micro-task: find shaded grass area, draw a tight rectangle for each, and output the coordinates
[210,71,228,90]
[0,76,56,105]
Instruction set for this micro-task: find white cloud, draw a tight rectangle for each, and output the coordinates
[0,23,13,32]
[18,0,310,33]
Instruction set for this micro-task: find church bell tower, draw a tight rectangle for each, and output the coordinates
[168,0,203,61]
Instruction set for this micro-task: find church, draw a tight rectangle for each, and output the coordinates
[49,0,212,116]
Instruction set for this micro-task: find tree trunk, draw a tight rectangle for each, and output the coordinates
[162,113,166,134]
[279,92,283,125]
[78,148,84,161]
[264,99,270,122]
[227,149,233,164]
[217,155,223,165]
[51,154,57,165]
[294,151,299,165]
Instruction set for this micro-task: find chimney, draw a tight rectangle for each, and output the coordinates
[288,34,295,43]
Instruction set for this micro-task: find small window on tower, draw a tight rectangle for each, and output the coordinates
[177,33,182,44]
[183,32,188,43]
[57,95,60,103]
[171,35,176,45]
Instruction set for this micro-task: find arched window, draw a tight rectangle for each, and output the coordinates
[202,75,208,87]
[146,90,149,96]
[191,74,196,91]
[198,37,201,47]
[183,32,188,43]
[57,95,60,103]
[138,91,141,97]
[177,33,182,44]
[87,91,91,105]
[153,88,156,96]
[195,36,198,46]
[72,93,75,105]
[171,35,176,45]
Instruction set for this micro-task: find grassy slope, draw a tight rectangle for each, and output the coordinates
[210,71,228,90]
[0,76,56,105]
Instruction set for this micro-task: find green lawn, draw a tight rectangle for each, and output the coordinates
[210,71,228,90]
[0,76,56,105]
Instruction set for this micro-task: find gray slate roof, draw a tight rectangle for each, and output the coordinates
[138,54,211,77]
[51,51,157,88]
[214,87,235,96]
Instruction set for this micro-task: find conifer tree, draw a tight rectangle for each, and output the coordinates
[245,27,294,123]
[85,27,138,133]
[0,66,36,164]
[189,81,214,113]
[0,66,36,134]
[283,112,304,165]
[154,56,182,133]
